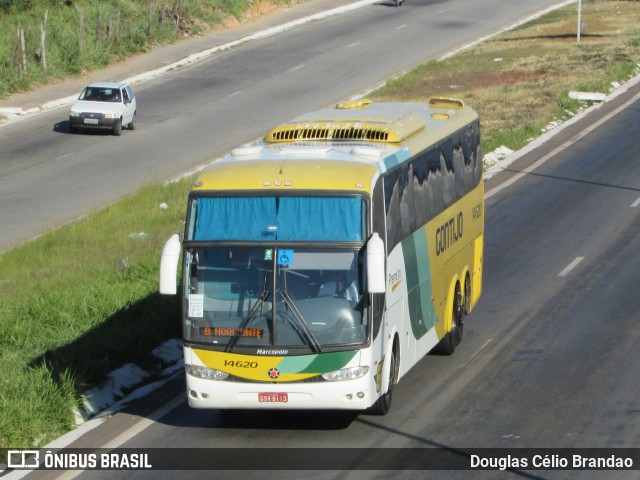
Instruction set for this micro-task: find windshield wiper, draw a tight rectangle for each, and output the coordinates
[226,288,270,353]
[280,290,322,353]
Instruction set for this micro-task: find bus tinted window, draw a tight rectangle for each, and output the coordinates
[190,196,365,242]
[384,120,482,250]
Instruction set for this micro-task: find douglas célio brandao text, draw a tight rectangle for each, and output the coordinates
[470,453,634,470]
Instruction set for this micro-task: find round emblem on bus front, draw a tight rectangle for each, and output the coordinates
[267,368,280,379]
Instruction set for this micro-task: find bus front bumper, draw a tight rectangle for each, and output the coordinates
[185,375,375,411]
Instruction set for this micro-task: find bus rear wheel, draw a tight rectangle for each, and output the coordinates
[434,283,463,355]
[368,346,397,415]
[464,273,472,315]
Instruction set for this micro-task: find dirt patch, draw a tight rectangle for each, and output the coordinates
[432,70,550,91]
[248,0,282,18]
[222,0,292,28]
[372,0,640,153]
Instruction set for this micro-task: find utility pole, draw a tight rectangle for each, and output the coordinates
[577,0,582,43]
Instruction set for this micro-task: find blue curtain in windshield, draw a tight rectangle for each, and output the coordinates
[277,197,362,241]
[193,196,362,241]
[193,197,277,240]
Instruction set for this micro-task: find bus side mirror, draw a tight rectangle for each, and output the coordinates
[366,232,386,294]
[159,234,181,295]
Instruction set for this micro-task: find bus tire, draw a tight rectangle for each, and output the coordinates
[368,342,397,415]
[434,283,463,355]
[464,272,472,315]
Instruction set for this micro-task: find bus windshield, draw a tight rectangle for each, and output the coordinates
[183,246,367,351]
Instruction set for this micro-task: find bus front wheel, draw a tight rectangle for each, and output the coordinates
[368,344,397,415]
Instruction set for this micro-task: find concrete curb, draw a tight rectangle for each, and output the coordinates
[484,72,640,179]
[77,339,183,420]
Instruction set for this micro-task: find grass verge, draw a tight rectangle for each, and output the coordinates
[0,0,298,98]
[0,180,189,448]
[369,0,640,154]
[0,0,639,451]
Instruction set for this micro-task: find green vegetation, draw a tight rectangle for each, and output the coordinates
[370,0,640,154]
[0,180,189,449]
[0,0,639,452]
[0,0,296,97]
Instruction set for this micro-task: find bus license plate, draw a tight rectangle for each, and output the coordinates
[258,393,288,403]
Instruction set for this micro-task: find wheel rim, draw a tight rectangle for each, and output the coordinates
[453,285,463,345]
[464,274,471,314]
[384,350,396,407]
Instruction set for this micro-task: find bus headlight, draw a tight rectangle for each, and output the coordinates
[322,366,369,382]
[186,364,229,381]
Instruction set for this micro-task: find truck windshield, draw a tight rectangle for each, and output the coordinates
[183,246,367,351]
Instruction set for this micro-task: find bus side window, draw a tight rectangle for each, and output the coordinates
[372,180,386,339]
[400,164,416,236]
[383,171,396,249]
[373,177,386,247]
[371,293,385,340]
[412,150,430,228]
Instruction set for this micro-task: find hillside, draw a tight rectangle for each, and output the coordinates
[0,0,299,98]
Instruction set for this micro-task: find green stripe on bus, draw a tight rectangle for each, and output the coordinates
[293,350,358,374]
[416,227,437,332]
[403,228,436,339]
[276,354,317,373]
[404,233,426,339]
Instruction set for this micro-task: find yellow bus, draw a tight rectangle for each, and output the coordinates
[160,98,483,414]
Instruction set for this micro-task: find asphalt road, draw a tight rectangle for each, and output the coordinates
[5,0,640,478]
[48,77,639,480]
[19,86,639,480]
[0,0,566,252]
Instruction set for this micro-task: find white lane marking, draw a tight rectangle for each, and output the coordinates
[396,24,407,30]
[228,90,243,98]
[631,196,640,208]
[50,395,184,480]
[559,257,584,277]
[348,41,361,48]
[485,90,640,200]
[103,394,184,448]
[290,64,305,72]
[460,338,494,369]
[55,153,73,161]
